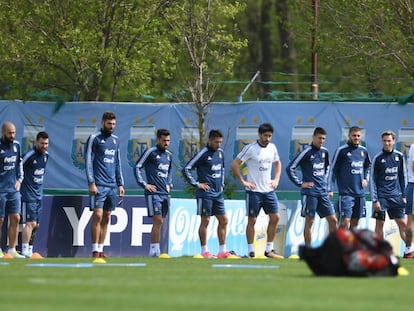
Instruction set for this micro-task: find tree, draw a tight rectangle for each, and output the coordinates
[0,0,175,101]
[317,0,414,98]
[164,0,247,147]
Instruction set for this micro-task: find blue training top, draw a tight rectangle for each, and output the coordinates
[327,142,371,197]
[370,149,406,202]
[85,129,124,188]
[134,145,172,195]
[20,147,49,201]
[182,145,225,199]
[286,144,330,196]
[0,139,23,193]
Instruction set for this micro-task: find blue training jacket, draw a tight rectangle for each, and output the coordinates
[182,145,225,199]
[85,129,124,188]
[134,145,172,195]
[20,147,49,201]
[286,144,330,196]
[0,139,23,193]
[370,149,406,202]
[327,142,371,196]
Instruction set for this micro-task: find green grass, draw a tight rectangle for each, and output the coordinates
[1,256,413,311]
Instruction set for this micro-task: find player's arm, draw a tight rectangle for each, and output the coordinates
[271,160,281,189]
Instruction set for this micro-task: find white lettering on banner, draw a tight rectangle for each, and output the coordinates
[63,206,150,247]
[105,208,128,245]
[169,205,246,252]
[63,207,93,246]
[170,206,199,251]
[131,208,152,246]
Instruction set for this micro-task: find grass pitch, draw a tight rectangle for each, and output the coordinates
[1,256,413,311]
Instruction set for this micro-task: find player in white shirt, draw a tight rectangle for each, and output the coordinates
[231,123,283,259]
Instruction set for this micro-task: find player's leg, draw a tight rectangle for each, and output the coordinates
[301,195,318,246]
[245,191,259,258]
[7,192,24,258]
[147,194,165,257]
[263,192,282,258]
[214,197,229,258]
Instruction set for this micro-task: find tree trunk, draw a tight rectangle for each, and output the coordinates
[276,0,300,99]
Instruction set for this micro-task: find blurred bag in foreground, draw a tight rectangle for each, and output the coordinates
[299,228,400,277]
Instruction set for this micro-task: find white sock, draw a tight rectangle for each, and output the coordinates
[92,243,99,252]
[266,242,274,253]
[28,245,33,256]
[405,246,413,254]
[201,245,208,253]
[22,243,29,254]
[98,244,104,252]
[8,248,16,253]
[248,244,255,253]
[149,243,160,256]
[219,245,226,253]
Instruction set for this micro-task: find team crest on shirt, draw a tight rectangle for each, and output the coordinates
[113,138,117,144]
[361,151,365,157]
[347,152,352,157]
[322,152,325,158]
[13,145,17,153]
[395,156,399,161]
[207,156,212,161]
[44,156,47,163]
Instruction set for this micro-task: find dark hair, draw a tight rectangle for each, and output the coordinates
[36,131,49,140]
[102,111,116,121]
[157,128,170,138]
[258,123,274,134]
[348,126,362,134]
[381,130,395,139]
[313,127,327,136]
[208,129,223,139]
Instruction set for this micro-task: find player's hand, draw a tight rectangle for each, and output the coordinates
[269,180,279,190]
[89,183,98,195]
[198,183,210,191]
[145,184,157,193]
[242,180,256,190]
[118,186,125,197]
[301,181,314,189]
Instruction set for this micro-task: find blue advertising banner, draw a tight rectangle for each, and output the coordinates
[1,196,403,258]
[1,100,413,191]
[9,195,163,257]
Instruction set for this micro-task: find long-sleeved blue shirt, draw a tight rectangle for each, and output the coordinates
[182,145,225,199]
[85,129,124,188]
[327,142,371,196]
[134,145,172,195]
[0,138,23,193]
[286,144,330,196]
[20,147,49,201]
[370,149,406,202]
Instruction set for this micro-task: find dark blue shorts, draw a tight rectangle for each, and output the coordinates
[89,186,118,212]
[246,191,279,217]
[146,194,170,217]
[301,194,335,218]
[337,195,366,220]
[405,183,414,215]
[372,197,405,221]
[21,200,42,223]
[197,197,225,217]
[0,191,21,217]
